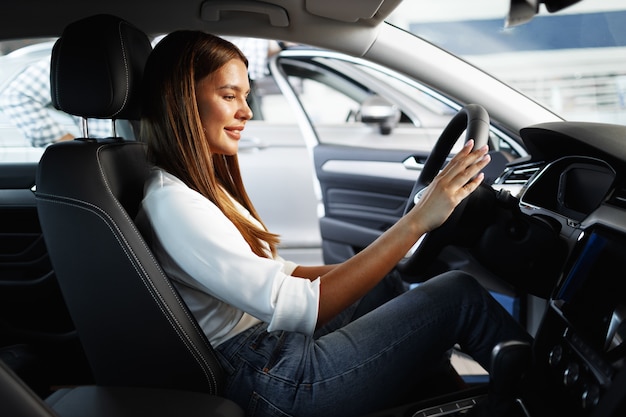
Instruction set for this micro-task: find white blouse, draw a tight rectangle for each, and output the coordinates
[136,167,320,346]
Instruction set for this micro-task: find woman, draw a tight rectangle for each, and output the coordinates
[137,31,531,417]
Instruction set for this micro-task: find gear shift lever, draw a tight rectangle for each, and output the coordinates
[488,340,532,415]
[468,340,531,416]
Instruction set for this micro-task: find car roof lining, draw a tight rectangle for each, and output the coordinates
[0,0,403,57]
[304,0,401,23]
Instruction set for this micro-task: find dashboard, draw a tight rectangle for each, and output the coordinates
[505,121,626,416]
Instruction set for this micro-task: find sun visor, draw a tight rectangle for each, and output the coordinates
[305,0,401,23]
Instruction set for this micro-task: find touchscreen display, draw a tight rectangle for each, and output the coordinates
[556,226,626,357]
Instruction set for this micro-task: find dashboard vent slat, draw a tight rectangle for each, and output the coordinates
[497,162,543,186]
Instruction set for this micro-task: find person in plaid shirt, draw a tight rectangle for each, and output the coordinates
[0,57,112,147]
[227,37,279,81]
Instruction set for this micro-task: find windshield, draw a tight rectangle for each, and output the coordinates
[387,0,626,126]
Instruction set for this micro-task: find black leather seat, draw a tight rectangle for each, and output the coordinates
[34,14,242,416]
[1,357,243,417]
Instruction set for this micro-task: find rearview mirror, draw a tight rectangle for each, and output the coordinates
[506,0,582,27]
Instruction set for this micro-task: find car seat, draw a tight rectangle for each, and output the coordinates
[35,13,237,408]
[0,357,244,417]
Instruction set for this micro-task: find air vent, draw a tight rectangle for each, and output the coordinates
[496,162,543,186]
[492,161,543,197]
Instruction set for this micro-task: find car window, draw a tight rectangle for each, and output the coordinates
[0,39,56,162]
[0,36,305,163]
[274,52,526,158]
[288,74,361,125]
[388,0,626,126]
[0,34,530,164]
[356,64,456,120]
[247,75,298,124]
[280,55,456,129]
[0,38,122,162]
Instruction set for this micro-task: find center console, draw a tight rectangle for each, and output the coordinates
[521,225,626,417]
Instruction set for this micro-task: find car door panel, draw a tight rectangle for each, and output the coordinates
[0,163,87,388]
[314,144,422,264]
[0,163,70,335]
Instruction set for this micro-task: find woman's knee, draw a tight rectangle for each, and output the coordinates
[433,270,481,291]
[425,271,489,304]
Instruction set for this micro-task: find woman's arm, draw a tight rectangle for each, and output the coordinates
[307,140,490,328]
[292,264,337,280]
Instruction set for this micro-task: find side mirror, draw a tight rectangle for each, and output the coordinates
[358,94,400,135]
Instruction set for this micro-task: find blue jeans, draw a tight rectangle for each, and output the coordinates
[215,271,531,417]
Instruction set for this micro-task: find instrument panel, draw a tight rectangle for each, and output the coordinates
[520,156,616,225]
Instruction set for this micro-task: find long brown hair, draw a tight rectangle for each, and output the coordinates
[140,31,279,257]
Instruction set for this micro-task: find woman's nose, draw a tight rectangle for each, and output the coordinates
[238,99,253,120]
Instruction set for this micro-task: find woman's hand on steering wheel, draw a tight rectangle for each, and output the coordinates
[397,103,492,276]
[406,139,490,234]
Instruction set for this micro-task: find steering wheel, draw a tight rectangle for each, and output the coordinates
[397,103,491,276]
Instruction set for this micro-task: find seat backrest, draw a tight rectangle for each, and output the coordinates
[35,14,224,394]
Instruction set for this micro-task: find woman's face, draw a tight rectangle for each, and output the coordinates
[196,58,253,155]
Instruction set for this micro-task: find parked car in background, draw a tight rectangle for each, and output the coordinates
[1,0,626,416]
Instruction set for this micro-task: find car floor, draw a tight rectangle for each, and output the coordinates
[451,350,487,384]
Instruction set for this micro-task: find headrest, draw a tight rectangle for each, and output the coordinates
[50,14,152,120]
